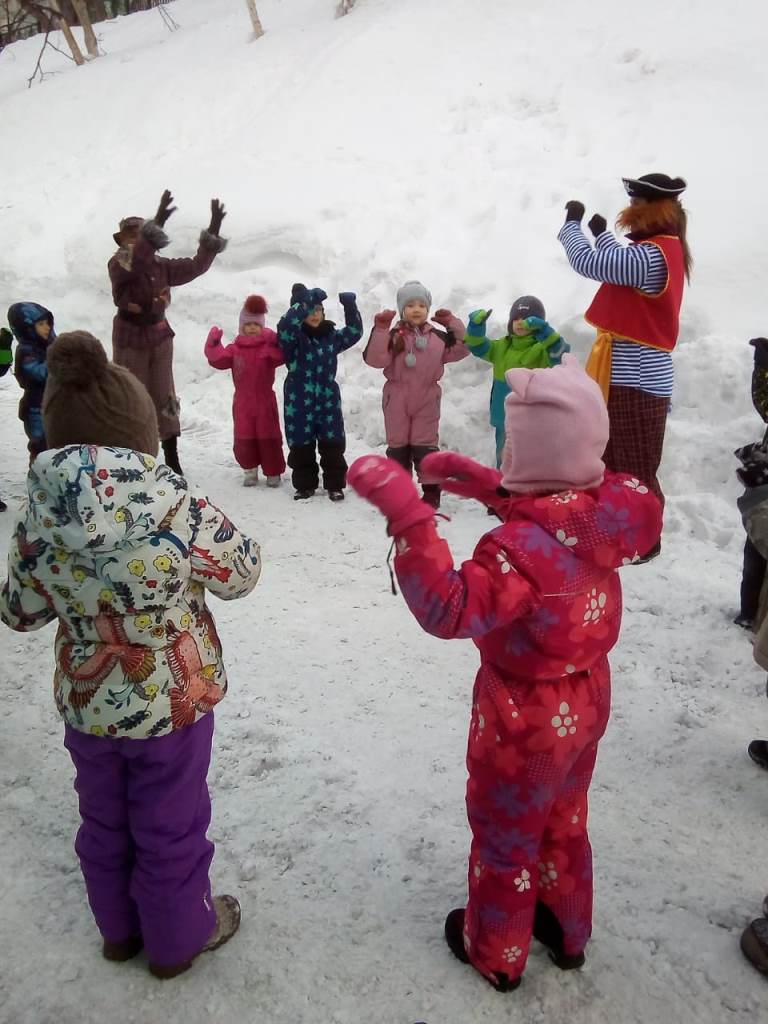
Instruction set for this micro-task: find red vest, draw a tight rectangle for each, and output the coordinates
[585,235,685,352]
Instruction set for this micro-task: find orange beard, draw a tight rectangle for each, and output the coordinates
[616,199,681,235]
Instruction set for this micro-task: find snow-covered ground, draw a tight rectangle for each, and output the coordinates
[1,1,767,1021]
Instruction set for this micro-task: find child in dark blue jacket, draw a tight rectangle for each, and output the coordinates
[7,302,56,461]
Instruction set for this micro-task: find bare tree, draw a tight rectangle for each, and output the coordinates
[71,0,98,55]
[244,0,264,39]
[336,0,356,15]
[45,1,85,62]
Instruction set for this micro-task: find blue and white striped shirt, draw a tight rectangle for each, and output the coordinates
[558,221,674,398]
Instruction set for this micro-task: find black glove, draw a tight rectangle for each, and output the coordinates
[338,291,357,306]
[154,189,176,227]
[735,442,768,488]
[208,198,226,236]
[291,282,308,306]
[588,213,607,237]
[564,200,585,223]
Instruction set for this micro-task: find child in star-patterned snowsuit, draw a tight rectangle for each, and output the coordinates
[277,284,362,500]
[349,356,662,993]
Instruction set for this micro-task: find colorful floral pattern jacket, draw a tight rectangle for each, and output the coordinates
[0,446,261,739]
[394,474,662,676]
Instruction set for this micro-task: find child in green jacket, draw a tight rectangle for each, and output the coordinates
[466,296,568,466]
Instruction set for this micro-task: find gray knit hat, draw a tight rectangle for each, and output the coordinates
[508,295,545,326]
[396,280,432,318]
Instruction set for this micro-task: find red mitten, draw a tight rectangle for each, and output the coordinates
[421,452,507,512]
[374,309,396,329]
[348,455,435,535]
[207,326,223,345]
[432,308,454,326]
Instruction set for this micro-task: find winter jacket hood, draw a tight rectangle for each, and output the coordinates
[0,445,261,740]
[8,302,55,345]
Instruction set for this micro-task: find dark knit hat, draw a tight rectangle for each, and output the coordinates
[508,295,545,326]
[113,216,144,245]
[622,174,687,200]
[43,332,160,455]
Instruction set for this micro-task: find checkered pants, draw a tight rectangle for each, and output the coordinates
[603,385,669,506]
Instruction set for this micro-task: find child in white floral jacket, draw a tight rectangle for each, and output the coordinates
[0,331,260,979]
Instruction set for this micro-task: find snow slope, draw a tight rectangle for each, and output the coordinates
[1,1,767,1022]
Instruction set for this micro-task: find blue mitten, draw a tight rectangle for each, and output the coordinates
[524,315,555,342]
[466,308,492,339]
[338,291,357,306]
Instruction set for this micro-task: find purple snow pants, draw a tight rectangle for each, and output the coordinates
[63,713,217,967]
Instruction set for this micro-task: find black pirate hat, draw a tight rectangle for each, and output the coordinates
[622,173,687,200]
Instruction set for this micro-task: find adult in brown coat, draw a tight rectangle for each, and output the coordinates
[108,190,227,474]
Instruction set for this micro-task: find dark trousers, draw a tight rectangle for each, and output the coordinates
[740,537,767,620]
[387,444,440,499]
[288,439,347,491]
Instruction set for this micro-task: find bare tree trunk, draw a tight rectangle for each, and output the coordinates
[337,0,356,14]
[71,0,98,55]
[49,0,86,63]
[87,0,108,18]
[244,0,264,38]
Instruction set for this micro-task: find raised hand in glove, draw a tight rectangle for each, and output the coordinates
[588,213,608,237]
[348,455,436,536]
[466,308,492,338]
[206,326,223,346]
[523,315,555,341]
[420,451,508,513]
[564,200,585,223]
[154,189,177,227]
[432,308,454,326]
[338,292,357,306]
[208,198,226,236]
[374,309,396,328]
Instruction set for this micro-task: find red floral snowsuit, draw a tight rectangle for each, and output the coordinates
[392,474,662,985]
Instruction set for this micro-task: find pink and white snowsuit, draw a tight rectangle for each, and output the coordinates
[363,317,468,472]
[205,329,286,476]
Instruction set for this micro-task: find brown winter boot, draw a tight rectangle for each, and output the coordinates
[149,894,241,980]
[102,935,143,962]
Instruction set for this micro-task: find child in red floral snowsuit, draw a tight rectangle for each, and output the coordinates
[349,355,662,992]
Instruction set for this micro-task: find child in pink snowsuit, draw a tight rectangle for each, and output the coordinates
[363,280,467,508]
[349,355,662,993]
[205,295,286,487]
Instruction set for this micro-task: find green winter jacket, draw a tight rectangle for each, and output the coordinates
[466,330,567,426]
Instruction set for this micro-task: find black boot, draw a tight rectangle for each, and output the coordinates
[0,497,6,513]
[161,436,183,476]
[532,900,586,970]
[444,909,521,993]
[748,740,768,770]
[422,484,441,510]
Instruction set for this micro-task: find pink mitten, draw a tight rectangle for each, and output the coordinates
[348,455,435,535]
[432,308,453,326]
[420,452,506,511]
[206,326,223,345]
[374,309,396,329]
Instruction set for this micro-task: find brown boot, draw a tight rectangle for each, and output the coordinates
[149,894,241,980]
[741,917,768,975]
[102,935,143,962]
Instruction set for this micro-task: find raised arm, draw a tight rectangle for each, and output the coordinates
[334,293,364,353]
[558,220,667,292]
[188,495,261,600]
[204,327,234,371]
[363,310,396,368]
[432,311,470,363]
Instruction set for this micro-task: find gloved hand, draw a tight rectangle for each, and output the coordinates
[206,326,223,346]
[374,309,396,328]
[420,451,507,513]
[0,327,12,367]
[564,200,585,223]
[523,315,554,341]
[338,291,357,306]
[154,189,176,227]
[432,308,454,326]
[208,198,226,236]
[466,308,492,338]
[588,213,608,237]
[291,282,308,306]
[750,337,768,369]
[348,455,435,536]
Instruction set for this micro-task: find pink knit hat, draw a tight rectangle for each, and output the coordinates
[500,355,609,493]
[239,295,268,332]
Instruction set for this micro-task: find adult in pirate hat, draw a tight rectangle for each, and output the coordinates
[108,190,227,476]
[557,172,691,560]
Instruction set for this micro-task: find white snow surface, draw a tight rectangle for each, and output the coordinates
[1,1,767,1021]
